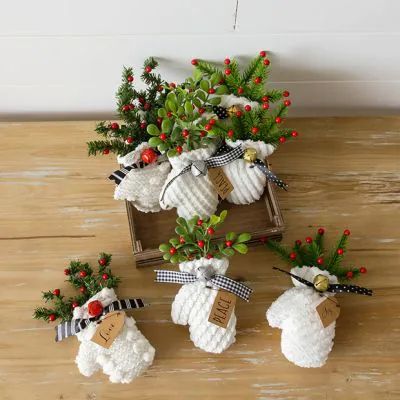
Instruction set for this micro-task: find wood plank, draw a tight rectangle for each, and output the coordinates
[0,118,399,399]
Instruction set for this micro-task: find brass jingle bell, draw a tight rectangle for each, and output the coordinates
[243,148,258,163]
[313,274,330,292]
[227,105,240,117]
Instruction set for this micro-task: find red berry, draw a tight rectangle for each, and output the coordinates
[224,58,231,65]
[295,240,302,246]
[291,130,299,137]
[254,77,262,84]
[179,236,185,244]
[318,228,325,235]
[346,271,354,279]
[141,148,158,164]
[337,248,344,255]
[275,117,282,124]
[79,286,86,293]
[284,100,291,107]
[98,258,107,266]
[169,247,177,255]
[79,270,87,278]
[198,107,205,114]
[244,105,252,112]
[138,97,145,104]
[167,111,173,118]
[227,129,234,138]
[122,105,130,112]
[207,227,215,235]
[126,137,134,144]
[263,59,270,66]
[317,257,324,265]
[129,104,135,110]
[208,88,216,94]
[251,127,259,134]
[88,300,103,317]
[176,146,183,154]
[103,148,110,155]
[209,118,216,125]
[236,111,243,118]
[259,50,266,57]
[306,237,313,244]
[360,267,367,274]
[197,219,203,226]
[225,69,231,75]
[205,124,212,131]
[225,240,233,247]
[279,136,286,143]
[49,314,56,322]
[218,79,225,85]
[344,229,351,236]
[200,130,206,137]
[111,122,119,130]
[169,82,176,89]
[262,103,269,110]
[144,102,151,110]
[157,117,163,125]
[259,237,267,244]
[127,75,134,82]
[158,85,163,92]
[289,252,297,260]
[64,269,70,275]
[182,129,189,138]
[145,66,152,73]
[71,301,79,309]
[197,240,205,248]
[206,254,213,259]
[238,87,244,95]
[262,96,269,102]
[140,122,147,129]
[102,273,109,280]
[191,59,198,65]
[283,90,290,97]
[53,289,60,296]
[159,133,167,141]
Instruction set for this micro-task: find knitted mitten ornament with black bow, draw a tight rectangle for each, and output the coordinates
[265,228,372,368]
[156,211,252,353]
[33,253,155,383]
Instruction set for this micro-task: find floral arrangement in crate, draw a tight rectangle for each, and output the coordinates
[155,211,253,353]
[264,228,372,368]
[33,253,155,383]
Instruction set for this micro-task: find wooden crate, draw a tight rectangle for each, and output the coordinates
[126,174,285,267]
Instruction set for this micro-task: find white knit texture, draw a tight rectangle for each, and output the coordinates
[114,143,171,213]
[159,144,219,219]
[73,288,155,383]
[266,266,339,368]
[222,139,275,205]
[171,257,237,353]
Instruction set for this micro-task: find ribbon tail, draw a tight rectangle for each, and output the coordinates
[253,160,288,191]
[159,165,191,203]
[328,284,373,296]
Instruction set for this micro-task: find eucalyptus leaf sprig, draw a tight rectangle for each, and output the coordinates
[159,211,251,263]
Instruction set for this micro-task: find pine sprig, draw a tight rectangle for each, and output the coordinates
[265,228,367,282]
[159,211,251,263]
[33,253,120,323]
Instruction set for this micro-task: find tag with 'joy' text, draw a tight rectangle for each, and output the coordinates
[208,290,237,329]
[316,297,340,328]
[91,311,125,349]
[208,167,234,199]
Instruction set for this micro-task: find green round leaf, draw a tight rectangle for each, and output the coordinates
[200,80,210,92]
[216,85,228,95]
[232,243,248,254]
[159,243,170,252]
[148,137,163,147]
[237,233,251,243]
[161,118,171,132]
[158,108,167,118]
[209,97,221,106]
[147,124,160,136]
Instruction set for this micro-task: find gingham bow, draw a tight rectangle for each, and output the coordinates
[155,270,253,302]
[273,267,373,296]
[159,145,244,202]
[55,298,147,342]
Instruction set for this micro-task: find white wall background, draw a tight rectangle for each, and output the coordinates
[1,0,399,119]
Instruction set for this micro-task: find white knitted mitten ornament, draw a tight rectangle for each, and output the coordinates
[159,144,219,219]
[171,257,236,353]
[74,288,155,383]
[222,139,275,205]
[114,143,171,213]
[267,266,338,368]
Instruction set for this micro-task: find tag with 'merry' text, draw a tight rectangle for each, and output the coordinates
[316,297,340,328]
[208,290,237,329]
[91,311,125,349]
[208,167,234,200]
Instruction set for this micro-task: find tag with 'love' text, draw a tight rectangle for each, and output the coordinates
[208,167,234,200]
[316,297,340,328]
[208,290,237,329]
[91,311,125,349]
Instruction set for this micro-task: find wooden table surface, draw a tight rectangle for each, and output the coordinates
[1,118,399,400]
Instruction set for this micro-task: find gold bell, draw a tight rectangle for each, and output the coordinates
[227,105,240,117]
[243,148,258,163]
[313,274,329,292]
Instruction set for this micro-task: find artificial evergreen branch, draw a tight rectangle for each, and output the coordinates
[33,253,120,323]
[265,228,367,282]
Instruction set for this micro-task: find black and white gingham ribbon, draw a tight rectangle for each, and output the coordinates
[159,145,245,202]
[155,270,253,302]
[55,298,146,342]
[273,267,373,296]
